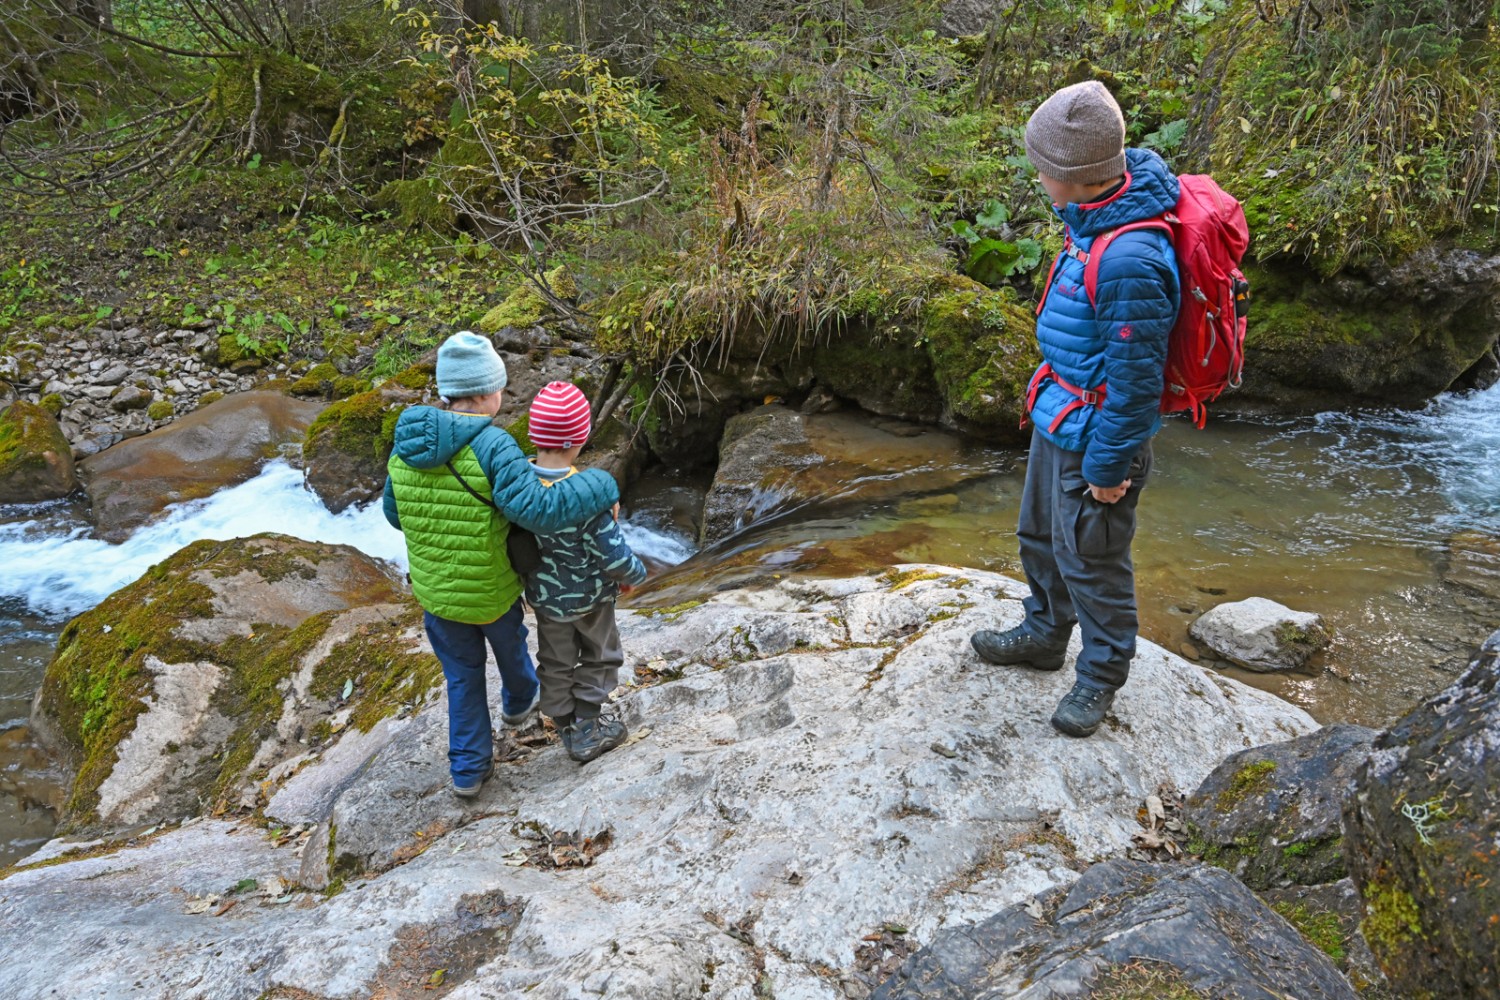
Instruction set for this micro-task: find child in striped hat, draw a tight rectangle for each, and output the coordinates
[523,381,648,763]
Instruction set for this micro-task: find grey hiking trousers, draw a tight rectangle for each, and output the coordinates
[1016,429,1153,692]
[534,602,625,720]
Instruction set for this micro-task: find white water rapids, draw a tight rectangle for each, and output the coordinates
[0,459,696,622]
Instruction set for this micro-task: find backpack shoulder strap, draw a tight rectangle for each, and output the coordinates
[1082,217,1175,308]
[445,460,498,510]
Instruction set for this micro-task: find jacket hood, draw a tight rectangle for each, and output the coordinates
[391,405,494,468]
[1058,147,1181,238]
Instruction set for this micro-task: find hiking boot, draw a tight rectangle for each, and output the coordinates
[563,711,628,764]
[501,687,541,728]
[1050,683,1116,738]
[971,626,1068,671]
[451,761,494,799]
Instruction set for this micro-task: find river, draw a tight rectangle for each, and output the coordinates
[2,383,1498,864]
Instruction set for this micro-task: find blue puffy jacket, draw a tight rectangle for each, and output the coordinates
[1030,147,1181,488]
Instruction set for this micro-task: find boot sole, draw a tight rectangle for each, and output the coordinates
[1050,714,1104,738]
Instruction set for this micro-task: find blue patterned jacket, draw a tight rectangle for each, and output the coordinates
[1030,148,1181,487]
[523,464,647,621]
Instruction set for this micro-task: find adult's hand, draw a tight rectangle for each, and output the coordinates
[1088,480,1131,504]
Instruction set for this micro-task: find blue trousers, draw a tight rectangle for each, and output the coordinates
[1016,430,1153,692]
[423,600,539,784]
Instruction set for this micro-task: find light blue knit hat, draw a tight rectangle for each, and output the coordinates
[436,331,508,399]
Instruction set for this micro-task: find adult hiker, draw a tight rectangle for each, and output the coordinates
[382,330,619,796]
[971,80,1181,738]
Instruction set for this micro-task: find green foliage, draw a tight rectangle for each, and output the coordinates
[1207,0,1500,267]
[146,400,175,421]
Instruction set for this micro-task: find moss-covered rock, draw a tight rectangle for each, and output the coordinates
[30,534,406,834]
[0,400,77,503]
[920,280,1039,443]
[477,266,578,333]
[145,400,174,422]
[1185,725,1374,891]
[1229,252,1500,410]
[301,380,423,513]
[1342,628,1500,999]
[289,362,341,398]
[812,324,944,425]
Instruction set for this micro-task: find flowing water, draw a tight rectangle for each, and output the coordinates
[2,385,1498,864]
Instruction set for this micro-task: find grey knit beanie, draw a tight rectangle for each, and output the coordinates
[1024,81,1126,185]
[436,330,508,399]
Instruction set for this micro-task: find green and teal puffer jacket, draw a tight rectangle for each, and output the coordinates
[382,405,619,624]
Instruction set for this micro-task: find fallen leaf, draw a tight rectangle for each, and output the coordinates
[1238,116,1252,133]
[1146,794,1166,829]
[1024,898,1044,920]
[341,678,354,700]
[930,743,957,759]
[214,899,238,917]
[184,896,217,915]
[427,969,446,988]
[620,726,652,747]
[232,878,258,894]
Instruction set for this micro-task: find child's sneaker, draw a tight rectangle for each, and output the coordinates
[501,687,541,728]
[451,761,494,799]
[563,711,628,763]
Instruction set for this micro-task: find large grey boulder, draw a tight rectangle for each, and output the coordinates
[1,566,1316,999]
[1190,596,1331,671]
[872,860,1358,999]
[1184,724,1376,890]
[1342,628,1500,999]
[80,390,323,540]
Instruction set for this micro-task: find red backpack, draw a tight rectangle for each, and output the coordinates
[1035,175,1251,428]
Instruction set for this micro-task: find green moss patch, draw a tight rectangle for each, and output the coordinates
[1216,759,1277,813]
[1271,901,1347,962]
[921,281,1039,440]
[0,400,69,476]
[307,602,441,733]
[1361,875,1426,957]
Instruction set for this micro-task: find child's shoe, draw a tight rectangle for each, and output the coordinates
[563,711,628,763]
[501,687,541,728]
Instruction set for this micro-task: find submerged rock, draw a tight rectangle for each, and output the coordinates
[79,390,323,541]
[1342,627,1500,999]
[1184,724,1376,890]
[1,565,1316,999]
[872,860,1357,1000]
[1446,529,1500,600]
[29,534,411,834]
[1190,596,1331,671]
[700,406,997,543]
[0,400,78,503]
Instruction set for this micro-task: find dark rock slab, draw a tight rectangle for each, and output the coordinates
[873,859,1357,1000]
[1343,628,1500,1000]
[1185,724,1376,889]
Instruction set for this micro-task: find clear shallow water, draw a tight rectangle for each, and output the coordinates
[630,384,1500,728]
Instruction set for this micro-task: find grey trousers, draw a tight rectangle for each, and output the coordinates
[1016,429,1153,692]
[534,602,625,720]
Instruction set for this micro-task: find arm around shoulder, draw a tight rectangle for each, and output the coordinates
[473,427,620,532]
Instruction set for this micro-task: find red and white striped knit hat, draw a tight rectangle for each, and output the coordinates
[528,381,592,450]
